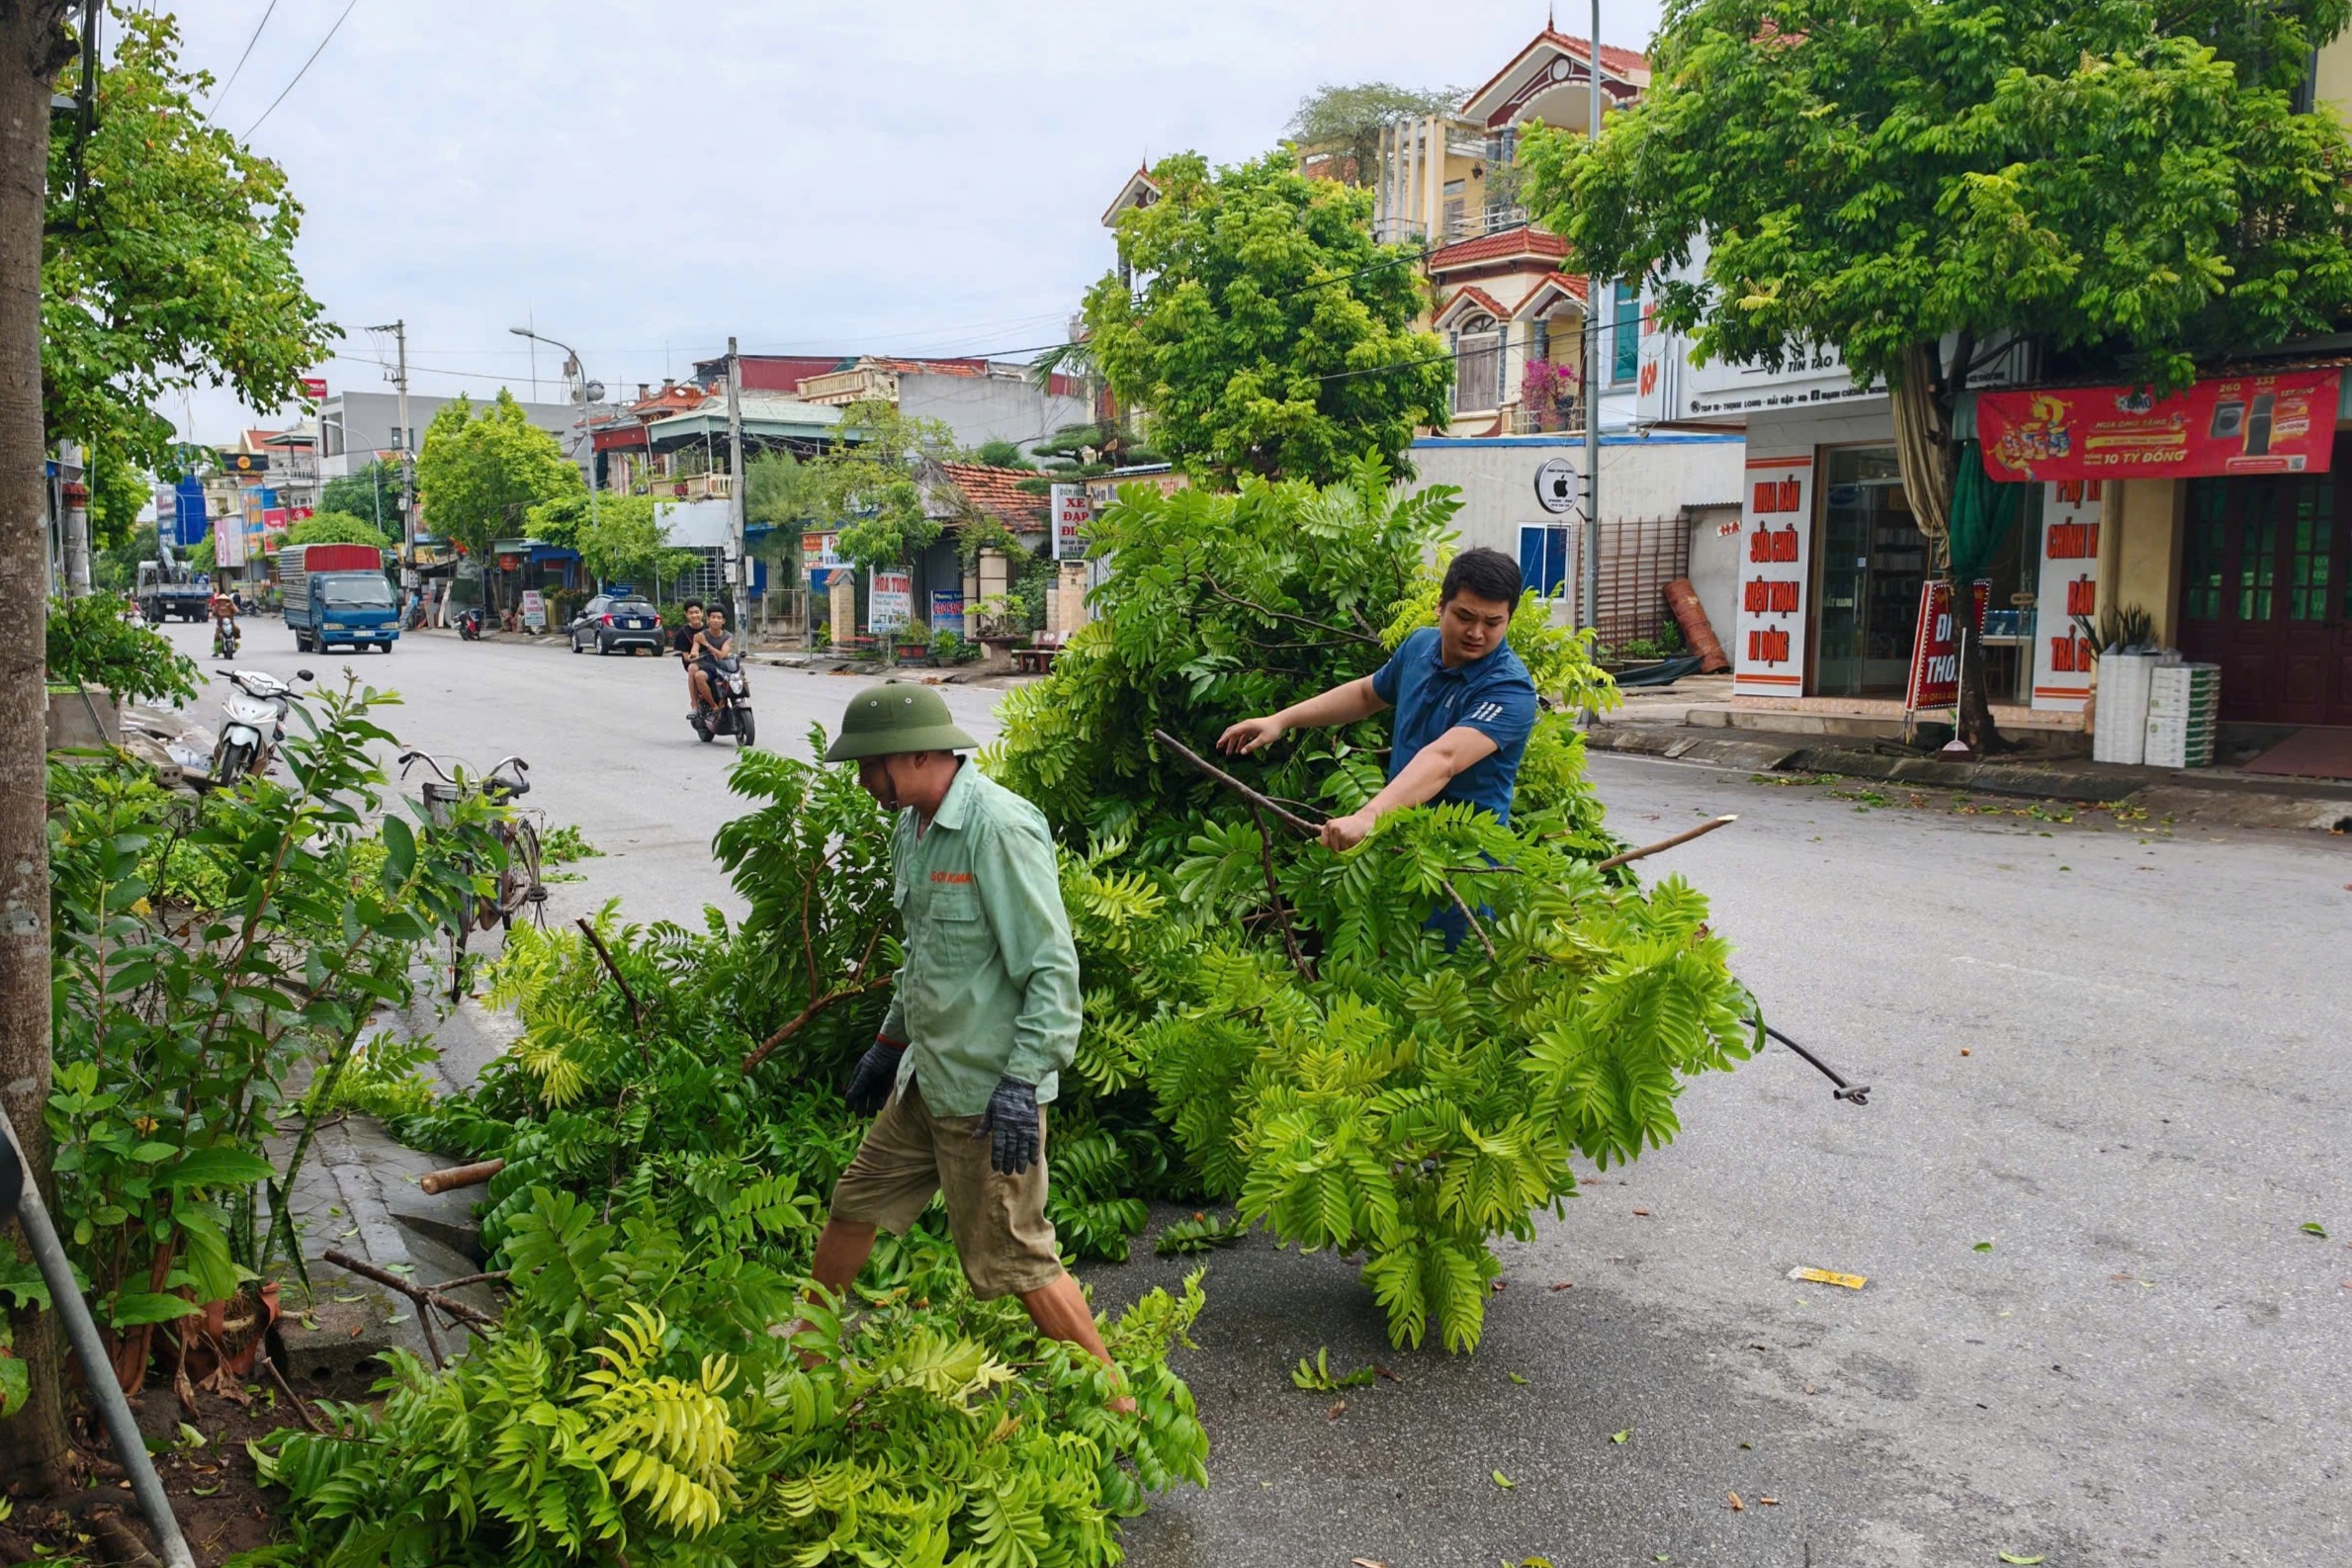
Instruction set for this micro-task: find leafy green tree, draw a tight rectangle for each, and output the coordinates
[529,491,692,588]
[415,390,584,557]
[1086,151,1452,487]
[44,7,333,485]
[1519,0,2352,749]
[321,459,405,537]
[1285,80,1459,185]
[970,438,1034,470]
[788,399,958,573]
[282,509,391,551]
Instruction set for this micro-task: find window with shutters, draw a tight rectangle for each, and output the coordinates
[1452,316,1501,413]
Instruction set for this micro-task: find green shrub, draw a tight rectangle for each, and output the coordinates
[45,593,199,705]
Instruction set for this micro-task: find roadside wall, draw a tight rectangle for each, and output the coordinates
[900,376,1092,458]
[1407,432,1743,552]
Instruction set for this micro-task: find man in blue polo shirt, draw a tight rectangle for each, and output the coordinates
[1217,547,1538,852]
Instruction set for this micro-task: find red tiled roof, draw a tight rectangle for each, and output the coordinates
[1516,271,1591,314]
[936,462,1048,525]
[1463,29,1650,117]
[1437,285,1511,326]
[1429,226,1569,272]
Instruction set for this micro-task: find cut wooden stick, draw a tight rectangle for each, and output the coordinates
[1152,729,1321,838]
[417,1158,504,1195]
[1593,814,1738,873]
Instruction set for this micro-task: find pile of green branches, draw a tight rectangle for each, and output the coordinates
[254,751,1207,1566]
[989,461,1759,1351]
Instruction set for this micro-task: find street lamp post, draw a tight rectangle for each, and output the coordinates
[509,325,600,550]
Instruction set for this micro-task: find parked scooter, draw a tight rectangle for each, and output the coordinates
[689,655,756,747]
[457,606,487,641]
[208,666,311,783]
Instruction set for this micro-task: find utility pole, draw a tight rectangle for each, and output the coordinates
[726,335,747,633]
[1580,0,1604,643]
[369,319,416,570]
[57,439,88,597]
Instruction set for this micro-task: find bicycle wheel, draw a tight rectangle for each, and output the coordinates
[500,820,544,930]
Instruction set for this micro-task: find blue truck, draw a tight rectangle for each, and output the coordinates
[277,543,399,653]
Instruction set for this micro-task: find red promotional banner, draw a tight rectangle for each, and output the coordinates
[1978,369,2340,482]
[1906,580,1991,710]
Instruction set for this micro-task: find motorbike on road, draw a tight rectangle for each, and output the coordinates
[690,654,756,747]
[211,618,241,659]
[457,606,487,641]
[208,666,311,784]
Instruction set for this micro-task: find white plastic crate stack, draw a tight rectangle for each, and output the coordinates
[2144,662,2220,769]
[2092,651,2157,765]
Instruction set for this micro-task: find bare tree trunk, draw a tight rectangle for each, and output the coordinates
[0,0,83,1491]
[1891,338,2006,753]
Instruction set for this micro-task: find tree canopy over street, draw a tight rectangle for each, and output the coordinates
[1519,0,2352,745]
[44,6,332,546]
[1084,151,1452,487]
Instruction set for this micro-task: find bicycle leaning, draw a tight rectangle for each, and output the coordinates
[397,748,548,1002]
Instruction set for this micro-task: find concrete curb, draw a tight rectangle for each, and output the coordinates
[1589,722,2352,829]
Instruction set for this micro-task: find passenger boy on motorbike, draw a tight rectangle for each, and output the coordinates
[672,600,706,717]
[689,607,737,713]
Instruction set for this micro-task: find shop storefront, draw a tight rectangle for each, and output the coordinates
[2177,452,2352,725]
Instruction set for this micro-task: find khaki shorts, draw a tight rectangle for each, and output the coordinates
[828,1079,1063,1300]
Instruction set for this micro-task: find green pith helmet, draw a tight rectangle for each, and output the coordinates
[824,680,980,762]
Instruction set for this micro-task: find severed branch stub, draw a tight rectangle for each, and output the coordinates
[1592,814,1738,872]
[418,1158,504,1195]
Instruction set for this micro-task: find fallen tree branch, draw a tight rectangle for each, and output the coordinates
[574,916,648,1050]
[740,923,892,1074]
[1592,814,1738,873]
[323,1249,501,1330]
[1436,874,1501,966]
[1152,730,1321,838]
[1197,574,1382,647]
[1247,802,1314,981]
[255,1345,325,1436]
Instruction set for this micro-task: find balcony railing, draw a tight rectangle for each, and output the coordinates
[1370,205,1533,249]
[631,472,733,501]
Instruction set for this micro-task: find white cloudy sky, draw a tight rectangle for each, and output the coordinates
[173,0,1664,442]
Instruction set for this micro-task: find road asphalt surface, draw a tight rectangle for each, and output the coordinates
[158,622,2352,1566]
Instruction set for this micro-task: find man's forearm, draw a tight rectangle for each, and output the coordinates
[1358,742,1462,821]
[1273,676,1387,732]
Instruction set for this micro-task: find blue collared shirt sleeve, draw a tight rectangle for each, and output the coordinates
[1369,633,1417,706]
[1455,676,1537,752]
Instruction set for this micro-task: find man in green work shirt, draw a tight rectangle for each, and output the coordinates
[790,681,1124,1391]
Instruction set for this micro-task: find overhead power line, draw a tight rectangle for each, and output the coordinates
[245,0,359,137]
[208,0,276,114]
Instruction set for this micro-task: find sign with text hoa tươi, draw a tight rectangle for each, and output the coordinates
[1976,368,2341,482]
[1731,454,1814,696]
[2031,479,2101,712]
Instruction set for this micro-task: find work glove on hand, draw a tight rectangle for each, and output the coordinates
[975,1076,1041,1176]
[843,1037,904,1116]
